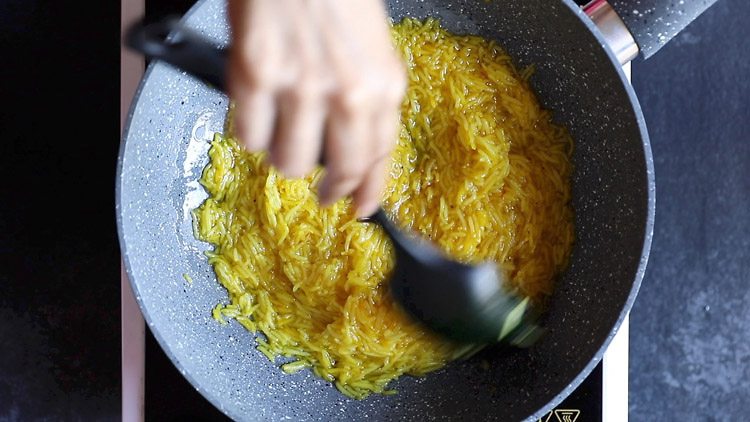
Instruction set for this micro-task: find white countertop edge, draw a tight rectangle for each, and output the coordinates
[603,314,629,422]
[121,0,145,421]
[601,61,631,422]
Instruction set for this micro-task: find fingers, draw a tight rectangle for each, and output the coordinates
[320,77,403,215]
[312,1,406,213]
[226,0,407,214]
[230,78,276,152]
[270,87,327,178]
[318,97,371,205]
[352,154,391,218]
[227,0,282,152]
[352,98,403,216]
[266,0,326,177]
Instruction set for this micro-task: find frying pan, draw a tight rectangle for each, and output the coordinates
[118,0,716,419]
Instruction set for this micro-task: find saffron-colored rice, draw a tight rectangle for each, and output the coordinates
[194,18,574,399]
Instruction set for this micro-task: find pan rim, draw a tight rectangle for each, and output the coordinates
[116,0,655,420]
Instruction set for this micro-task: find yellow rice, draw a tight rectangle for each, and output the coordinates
[194,18,574,399]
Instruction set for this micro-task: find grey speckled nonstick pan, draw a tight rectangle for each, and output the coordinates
[117,0,717,420]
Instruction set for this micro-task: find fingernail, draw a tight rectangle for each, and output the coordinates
[234,118,247,144]
[356,202,379,219]
[275,164,308,179]
[267,152,304,179]
[267,146,280,168]
[238,121,262,152]
[318,176,333,205]
[265,145,286,174]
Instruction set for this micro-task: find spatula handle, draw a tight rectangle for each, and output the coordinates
[125,18,227,91]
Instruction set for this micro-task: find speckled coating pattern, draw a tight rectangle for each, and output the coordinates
[117,0,655,420]
[610,0,719,59]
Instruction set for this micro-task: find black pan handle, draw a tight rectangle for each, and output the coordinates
[125,18,228,91]
[607,0,720,59]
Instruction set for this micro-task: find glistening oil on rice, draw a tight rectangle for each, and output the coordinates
[194,18,574,399]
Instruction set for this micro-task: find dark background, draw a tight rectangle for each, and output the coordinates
[0,0,747,420]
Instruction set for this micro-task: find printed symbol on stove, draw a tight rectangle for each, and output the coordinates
[554,409,581,422]
[538,409,582,422]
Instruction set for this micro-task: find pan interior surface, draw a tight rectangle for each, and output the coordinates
[117,0,653,420]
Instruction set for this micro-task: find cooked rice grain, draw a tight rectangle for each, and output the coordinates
[194,18,574,399]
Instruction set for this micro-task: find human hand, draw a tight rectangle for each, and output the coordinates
[228,0,406,217]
